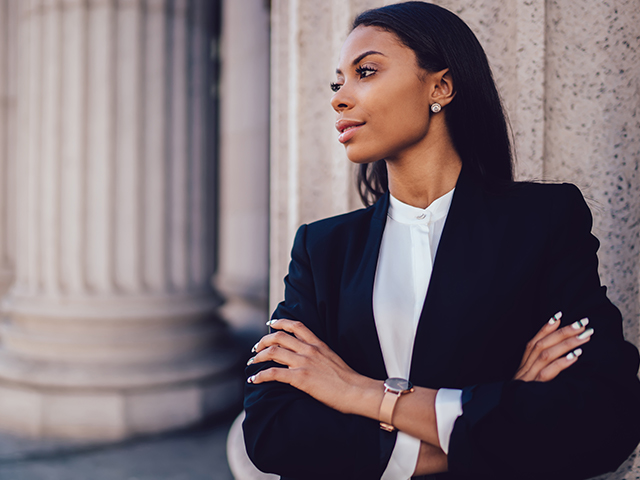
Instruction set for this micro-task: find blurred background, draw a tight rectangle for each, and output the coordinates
[0,0,638,479]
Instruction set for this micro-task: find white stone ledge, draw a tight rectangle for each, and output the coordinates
[0,349,241,389]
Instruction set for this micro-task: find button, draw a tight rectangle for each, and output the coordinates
[416,213,426,220]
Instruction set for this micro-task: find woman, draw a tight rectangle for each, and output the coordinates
[243,2,640,479]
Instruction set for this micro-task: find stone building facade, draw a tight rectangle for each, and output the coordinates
[240,0,640,478]
[0,0,639,478]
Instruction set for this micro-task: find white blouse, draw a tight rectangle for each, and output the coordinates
[373,189,463,480]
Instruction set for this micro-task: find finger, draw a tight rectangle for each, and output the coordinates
[535,348,584,382]
[519,317,589,374]
[519,311,563,369]
[517,327,594,381]
[267,318,322,346]
[247,366,295,385]
[265,319,352,369]
[254,330,310,355]
[247,344,301,368]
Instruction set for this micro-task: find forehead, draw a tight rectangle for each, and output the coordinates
[337,25,413,68]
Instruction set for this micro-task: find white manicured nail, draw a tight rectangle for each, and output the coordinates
[566,348,583,361]
[247,356,256,366]
[549,311,562,325]
[266,319,278,326]
[571,318,589,330]
[247,375,257,384]
[251,342,260,353]
[577,328,594,340]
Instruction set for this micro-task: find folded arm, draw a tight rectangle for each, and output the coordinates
[446,185,640,479]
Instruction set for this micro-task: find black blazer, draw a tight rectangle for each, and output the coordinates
[243,164,640,480]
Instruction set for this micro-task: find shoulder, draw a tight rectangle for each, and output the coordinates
[489,181,595,245]
[498,180,584,204]
[300,202,380,250]
[493,180,589,219]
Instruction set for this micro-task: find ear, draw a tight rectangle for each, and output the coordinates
[430,68,456,107]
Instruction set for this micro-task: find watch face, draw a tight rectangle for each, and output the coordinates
[385,377,412,392]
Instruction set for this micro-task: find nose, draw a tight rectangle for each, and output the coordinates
[331,85,354,113]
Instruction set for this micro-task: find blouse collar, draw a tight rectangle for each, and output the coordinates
[388,187,455,225]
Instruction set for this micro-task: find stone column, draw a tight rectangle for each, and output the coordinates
[543,3,640,477]
[215,0,270,335]
[544,0,640,347]
[266,1,640,478]
[269,0,381,310]
[0,0,240,440]
[0,0,18,297]
[435,0,546,181]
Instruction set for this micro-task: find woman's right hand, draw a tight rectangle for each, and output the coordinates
[513,311,594,382]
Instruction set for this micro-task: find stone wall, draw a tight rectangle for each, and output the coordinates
[268,0,640,478]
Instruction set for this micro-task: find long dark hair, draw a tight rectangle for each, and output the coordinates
[353,1,514,206]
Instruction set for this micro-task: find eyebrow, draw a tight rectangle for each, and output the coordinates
[335,50,386,75]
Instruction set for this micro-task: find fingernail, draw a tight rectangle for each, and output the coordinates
[266,319,278,326]
[247,375,256,384]
[577,328,594,340]
[549,311,562,325]
[571,318,589,330]
[247,356,256,366]
[566,348,583,361]
[251,342,260,353]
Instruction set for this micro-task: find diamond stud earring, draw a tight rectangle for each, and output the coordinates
[430,103,442,113]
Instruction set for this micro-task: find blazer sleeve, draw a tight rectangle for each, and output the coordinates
[242,224,395,480]
[447,184,640,480]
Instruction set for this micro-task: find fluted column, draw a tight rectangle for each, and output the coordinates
[0,0,240,440]
[215,0,269,334]
[0,0,18,297]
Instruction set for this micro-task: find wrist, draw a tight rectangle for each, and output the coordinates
[379,378,415,431]
[344,376,384,418]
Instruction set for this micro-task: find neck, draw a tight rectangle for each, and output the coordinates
[386,126,462,209]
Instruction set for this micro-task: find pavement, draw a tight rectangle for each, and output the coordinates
[0,410,240,480]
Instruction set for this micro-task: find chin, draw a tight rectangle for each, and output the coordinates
[344,145,383,165]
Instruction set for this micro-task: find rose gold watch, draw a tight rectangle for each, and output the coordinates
[379,377,414,432]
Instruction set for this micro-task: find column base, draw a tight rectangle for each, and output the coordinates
[0,347,244,440]
[227,411,279,480]
[0,290,246,440]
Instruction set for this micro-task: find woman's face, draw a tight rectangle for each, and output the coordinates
[331,25,433,164]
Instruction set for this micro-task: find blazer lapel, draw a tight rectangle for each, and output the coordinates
[409,165,510,388]
[339,192,390,380]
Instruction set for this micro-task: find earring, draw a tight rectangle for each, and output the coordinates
[430,103,442,113]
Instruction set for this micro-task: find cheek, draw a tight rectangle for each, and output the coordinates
[368,89,430,147]
[343,80,431,163]
[378,83,430,132]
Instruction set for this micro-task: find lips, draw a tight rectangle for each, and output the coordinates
[335,119,365,143]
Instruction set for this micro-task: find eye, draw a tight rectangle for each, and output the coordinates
[355,65,377,79]
[331,65,377,92]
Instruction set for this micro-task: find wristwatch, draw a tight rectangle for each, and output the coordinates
[379,377,414,432]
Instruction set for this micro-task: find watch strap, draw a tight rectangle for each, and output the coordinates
[379,389,401,432]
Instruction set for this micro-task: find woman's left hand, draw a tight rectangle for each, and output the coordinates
[247,319,378,415]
